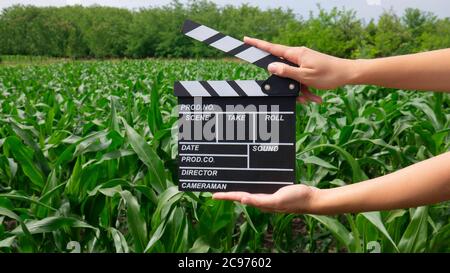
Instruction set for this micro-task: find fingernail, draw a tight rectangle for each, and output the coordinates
[268,63,280,74]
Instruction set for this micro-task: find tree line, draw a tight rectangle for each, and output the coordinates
[0,0,449,59]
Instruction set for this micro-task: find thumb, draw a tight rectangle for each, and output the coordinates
[268,62,301,82]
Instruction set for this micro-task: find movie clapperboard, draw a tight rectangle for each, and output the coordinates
[174,20,301,193]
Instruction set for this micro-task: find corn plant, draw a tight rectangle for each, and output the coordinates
[0,59,449,253]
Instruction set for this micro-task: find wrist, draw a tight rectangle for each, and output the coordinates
[305,187,347,215]
[303,186,328,214]
[344,59,367,85]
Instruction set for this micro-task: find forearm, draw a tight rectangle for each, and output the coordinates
[348,48,450,92]
[309,151,450,215]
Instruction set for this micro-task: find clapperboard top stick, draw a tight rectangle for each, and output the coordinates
[175,19,301,97]
[175,20,300,193]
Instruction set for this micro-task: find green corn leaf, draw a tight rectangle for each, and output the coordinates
[428,223,450,252]
[109,227,129,253]
[299,144,368,182]
[120,190,148,253]
[0,236,16,248]
[11,216,97,235]
[360,211,399,252]
[0,207,21,222]
[145,221,166,253]
[309,215,354,251]
[398,206,429,253]
[300,155,337,170]
[0,192,57,211]
[9,120,51,175]
[122,118,167,193]
[110,96,120,133]
[236,203,258,233]
[3,136,45,189]
[148,71,164,136]
[338,125,354,145]
[64,156,82,199]
[151,186,182,228]
[188,237,210,253]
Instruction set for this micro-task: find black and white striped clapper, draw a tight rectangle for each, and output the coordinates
[175,20,300,193]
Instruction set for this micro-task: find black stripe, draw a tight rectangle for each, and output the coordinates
[203,33,226,46]
[255,81,265,88]
[182,19,201,34]
[227,81,247,97]
[182,20,298,71]
[174,82,192,97]
[227,44,252,57]
[199,81,220,96]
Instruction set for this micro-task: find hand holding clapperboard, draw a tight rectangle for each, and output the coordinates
[174,19,450,216]
[175,20,300,193]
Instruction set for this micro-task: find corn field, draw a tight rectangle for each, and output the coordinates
[0,59,449,253]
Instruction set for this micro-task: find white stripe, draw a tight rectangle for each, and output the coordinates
[235,80,267,96]
[180,179,293,185]
[179,142,293,145]
[185,25,218,41]
[210,36,243,52]
[179,81,211,97]
[247,144,250,168]
[207,81,239,96]
[178,111,294,114]
[179,154,247,157]
[215,115,219,142]
[235,47,270,63]
[252,113,256,142]
[180,167,293,171]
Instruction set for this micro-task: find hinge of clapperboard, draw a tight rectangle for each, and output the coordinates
[174,19,301,97]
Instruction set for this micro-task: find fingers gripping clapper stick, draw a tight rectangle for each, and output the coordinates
[174,20,300,194]
[181,19,300,95]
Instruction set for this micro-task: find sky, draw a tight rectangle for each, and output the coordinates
[1,0,450,21]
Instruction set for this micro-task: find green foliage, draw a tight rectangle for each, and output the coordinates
[83,7,132,58]
[0,59,449,252]
[276,7,366,58]
[1,3,449,59]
